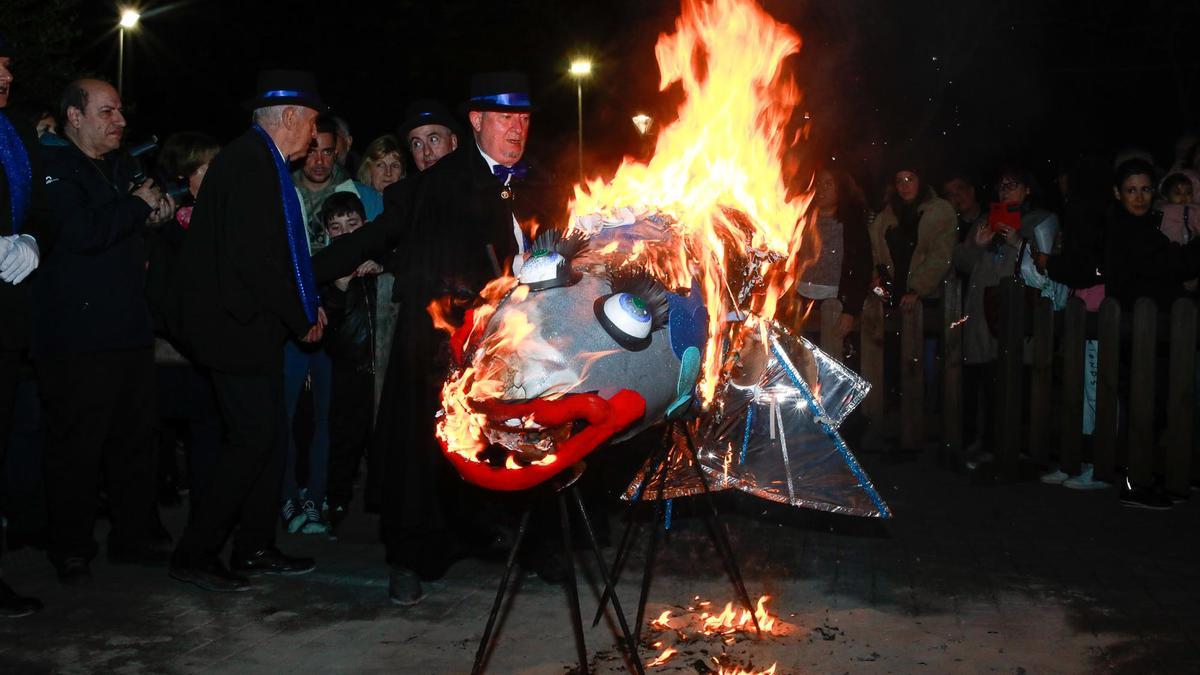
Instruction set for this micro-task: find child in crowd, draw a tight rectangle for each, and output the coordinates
[318,193,383,535]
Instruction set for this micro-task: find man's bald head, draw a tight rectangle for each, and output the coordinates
[60,79,126,159]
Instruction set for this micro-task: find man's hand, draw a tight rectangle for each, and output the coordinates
[301,307,328,343]
[354,260,384,277]
[899,291,919,311]
[973,222,993,247]
[148,192,176,226]
[131,178,161,210]
[0,235,40,284]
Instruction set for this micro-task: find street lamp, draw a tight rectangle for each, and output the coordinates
[117,8,140,97]
[631,114,652,136]
[568,58,592,181]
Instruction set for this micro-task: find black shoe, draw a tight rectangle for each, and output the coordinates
[54,557,93,586]
[107,537,173,566]
[1119,477,1173,510]
[388,567,426,606]
[170,554,252,592]
[0,578,43,618]
[230,547,315,576]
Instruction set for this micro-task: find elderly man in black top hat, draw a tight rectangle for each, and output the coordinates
[167,70,326,592]
[311,72,563,605]
[0,34,50,617]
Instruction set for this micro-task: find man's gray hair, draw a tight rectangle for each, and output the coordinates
[252,104,293,127]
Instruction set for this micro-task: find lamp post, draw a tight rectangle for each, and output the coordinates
[117,8,140,97]
[631,114,652,136]
[568,59,592,182]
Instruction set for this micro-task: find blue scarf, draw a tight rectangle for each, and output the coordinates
[0,111,32,234]
[251,124,320,324]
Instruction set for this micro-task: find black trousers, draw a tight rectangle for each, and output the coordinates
[175,370,285,561]
[37,347,158,563]
[327,362,373,508]
[0,349,20,564]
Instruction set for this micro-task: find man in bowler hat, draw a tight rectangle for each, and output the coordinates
[168,70,327,592]
[312,71,564,604]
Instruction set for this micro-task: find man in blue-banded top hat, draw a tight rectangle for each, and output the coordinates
[0,31,50,619]
[310,70,565,606]
[168,69,328,592]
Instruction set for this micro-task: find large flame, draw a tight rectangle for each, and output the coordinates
[437,0,810,462]
[570,0,808,402]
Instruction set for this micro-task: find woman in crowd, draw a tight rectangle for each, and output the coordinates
[357,135,406,194]
[793,166,873,347]
[953,166,1057,470]
[868,164,957,310]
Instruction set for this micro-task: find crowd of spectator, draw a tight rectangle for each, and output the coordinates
[785,135,1200,512]
[3,29,1200,625]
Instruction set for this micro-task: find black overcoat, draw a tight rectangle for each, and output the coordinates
[0,114,52,352]
[32,142,152,359]
[168,129,312,375]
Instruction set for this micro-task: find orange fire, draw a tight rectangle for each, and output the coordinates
[699,595,777,635]
[647,646,678,667]
[570,0,810,403]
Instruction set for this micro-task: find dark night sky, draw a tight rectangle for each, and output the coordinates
[65,0,1200,200]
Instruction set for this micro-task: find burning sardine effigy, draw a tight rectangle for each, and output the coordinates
[432,0,889,519]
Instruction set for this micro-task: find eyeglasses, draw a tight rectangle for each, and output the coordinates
[998,180,1023,192]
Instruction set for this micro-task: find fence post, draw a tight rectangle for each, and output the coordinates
[860,299,885,451]
[1166,298,1196,494]
[1093,299,1121,483]
[900,300,924,451]
[1029,297,1055,465]
[1058,296,1086,476]
[995,278,1024,476]
[1128,298,1157,486]
[942,277,963,461]
[820,298,843,358]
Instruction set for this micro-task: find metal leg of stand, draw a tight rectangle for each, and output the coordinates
[591,442,670,628]
[571,487,646,675]
[558,491,590,674]
[472,509,533,675]
[678,423,761,637]
[633,445,672,644]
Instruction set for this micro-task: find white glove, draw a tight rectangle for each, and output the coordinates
[0,234,40,284]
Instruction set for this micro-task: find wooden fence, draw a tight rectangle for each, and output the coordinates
[795,277,1199,489]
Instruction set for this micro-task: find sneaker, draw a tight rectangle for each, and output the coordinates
[964,451,994,471]
[388,567,426,606]
[1118,477,1172,510]
[1040,468,1069,485]
[296,500,329,535]
[1062,464,1111,490]
[281,499,298,528]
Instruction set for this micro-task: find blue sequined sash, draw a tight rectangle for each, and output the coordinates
[0,111,32,233]
[250,124,320,324]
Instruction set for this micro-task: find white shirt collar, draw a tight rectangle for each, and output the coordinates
[478,145,511,184]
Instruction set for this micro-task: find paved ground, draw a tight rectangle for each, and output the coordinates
[1,450,1198,674]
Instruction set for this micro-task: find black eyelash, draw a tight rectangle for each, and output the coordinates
[530,228,589,262]
[606,266,671,331]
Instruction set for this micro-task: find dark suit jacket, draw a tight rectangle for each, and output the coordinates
[0,114,53,351]
[169,129,312,375]
[32,141,153,359]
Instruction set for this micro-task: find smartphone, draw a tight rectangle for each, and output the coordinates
[988,201,1022,233]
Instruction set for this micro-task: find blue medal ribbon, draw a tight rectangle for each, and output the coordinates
[250,123,320,324]
[0,111,32,234]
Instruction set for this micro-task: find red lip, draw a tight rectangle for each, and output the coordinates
[441,389,646,491]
